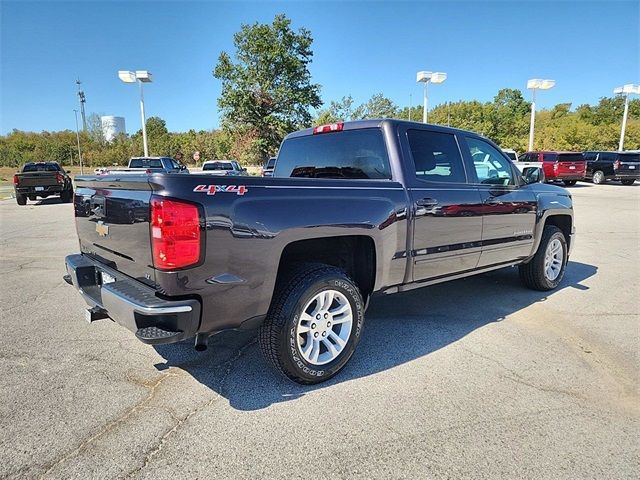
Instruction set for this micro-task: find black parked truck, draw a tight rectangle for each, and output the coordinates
[64,120,575,384]
[13,162,74,205]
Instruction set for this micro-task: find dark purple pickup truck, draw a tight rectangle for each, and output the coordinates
[64,120,575,384]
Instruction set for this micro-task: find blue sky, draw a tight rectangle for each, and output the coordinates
[1,0,638,134]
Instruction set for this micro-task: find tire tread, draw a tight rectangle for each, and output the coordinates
[259,262,358,384]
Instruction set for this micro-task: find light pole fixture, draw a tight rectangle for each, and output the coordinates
[73,109,84,174]
[417,71,447,123]
[118,70,153,156]
[614,84,640,151]
[527,78,555,151]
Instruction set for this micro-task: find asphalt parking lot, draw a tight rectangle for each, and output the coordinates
[0,183,638,479]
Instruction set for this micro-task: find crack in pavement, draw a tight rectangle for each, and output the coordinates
[37,371,179,479]
[124,338,258,478]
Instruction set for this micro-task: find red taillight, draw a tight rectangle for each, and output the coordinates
[313,122,344,135]
[613,160,620,171]
[13,174,18,185]
[553,162,559,172]
[150,197,201,270]
[55,173,64,184]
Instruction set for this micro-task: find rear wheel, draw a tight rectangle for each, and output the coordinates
[61,189,73,203]
[592,170,606,184]
[621,179,636,186]
[259,263,365,384]
[16,194,27,206]
[519,225,567,291]
[563,180,577,186]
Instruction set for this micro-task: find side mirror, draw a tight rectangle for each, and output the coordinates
[522,166,545,184]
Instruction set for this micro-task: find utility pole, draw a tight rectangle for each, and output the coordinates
[74,109,84,174]
[76,79,87,131]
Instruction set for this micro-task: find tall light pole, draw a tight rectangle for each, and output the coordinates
[76,79,87,131]
[614,84,640,151]
[118,70,153,157]
[73,109,84,174]
[417,71,447,123]
[527,78,555,151]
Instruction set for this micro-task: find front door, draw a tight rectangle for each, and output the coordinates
[402,127,484,282]
[461,136,537,267]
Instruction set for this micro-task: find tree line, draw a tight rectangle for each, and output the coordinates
[0,14,638,169]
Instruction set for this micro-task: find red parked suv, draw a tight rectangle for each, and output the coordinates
[520,151,586,186]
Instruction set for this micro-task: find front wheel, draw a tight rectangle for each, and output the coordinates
[563,180,577,186]
[621,179,636,186]
[519,225,568,291]
[259,263,365,384]
[592,170,606,184]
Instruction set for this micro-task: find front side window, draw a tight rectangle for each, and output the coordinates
[466,137,515,186]
[274,129,391,179]
[407,130,466,183]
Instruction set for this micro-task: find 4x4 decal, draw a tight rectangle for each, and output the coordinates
[193,184,248,196]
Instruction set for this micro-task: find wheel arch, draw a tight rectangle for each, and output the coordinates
[275,235,377,303]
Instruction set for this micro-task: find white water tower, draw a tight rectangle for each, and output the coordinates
[100,116,126,142]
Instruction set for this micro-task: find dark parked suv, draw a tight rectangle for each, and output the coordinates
[583,151,639,185]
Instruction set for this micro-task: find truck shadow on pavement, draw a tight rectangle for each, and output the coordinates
[154,261,597,411]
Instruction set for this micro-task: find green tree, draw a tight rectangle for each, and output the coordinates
[213,14,322,161]
[314,95,355,124]
[352,93,398,119]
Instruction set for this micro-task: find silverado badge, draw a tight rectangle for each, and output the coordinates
[96,221,109,237]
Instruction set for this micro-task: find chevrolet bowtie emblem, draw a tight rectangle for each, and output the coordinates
[96,221,109,237]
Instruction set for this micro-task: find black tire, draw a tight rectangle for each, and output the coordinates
[621,179,635,186]
[61,189,73,203]
[519,225,567,291]
[592,170,606,184]
[16,194,27,206]
[259,263,365,385]
[563,180,577,186]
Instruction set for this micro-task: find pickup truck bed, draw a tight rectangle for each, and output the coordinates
[65,119,575,384]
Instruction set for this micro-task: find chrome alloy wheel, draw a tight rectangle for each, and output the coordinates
[544,238,564,281]
[296,289,353,365]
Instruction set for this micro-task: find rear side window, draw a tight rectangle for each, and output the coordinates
[274,129,391,179]
[407,130,466,183]
[558,153,584,162]
[618,153,640,162]
[542,153,557,162]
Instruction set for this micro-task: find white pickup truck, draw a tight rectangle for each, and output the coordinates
[98,157,189,175]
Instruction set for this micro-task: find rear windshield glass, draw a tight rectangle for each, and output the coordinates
[504,152,517,161]
[129,158,163,168]
[557,153,584,162]
[265,158,276,169]
[619,153,640,162]
[274,128,391,179]
[23,163,60,172]
[203,162,233,171]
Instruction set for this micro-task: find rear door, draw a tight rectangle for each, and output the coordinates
[617,153,640,177]
[400,126,483,282]
[461,136,537,267]
[556,153,586,177]
[74,176,156,285]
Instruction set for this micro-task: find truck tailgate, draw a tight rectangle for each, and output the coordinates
[74,176,156,286]
[17,172,59,187]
